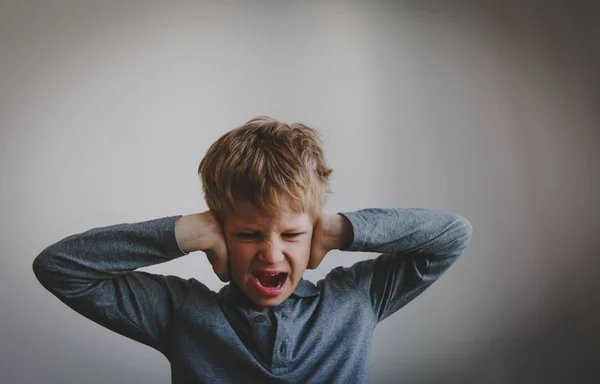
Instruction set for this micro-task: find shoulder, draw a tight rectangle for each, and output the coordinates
[316,266,371,302]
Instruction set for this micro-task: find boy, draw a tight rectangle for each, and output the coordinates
[33,116,472,383]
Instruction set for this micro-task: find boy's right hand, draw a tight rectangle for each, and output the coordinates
[175,211,230,282]
[200,211,230,282]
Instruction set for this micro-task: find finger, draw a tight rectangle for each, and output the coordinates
[219,242,231,282]
[307,246,325,270]
[216,271,229,283]
[207,247,229,282]
[211,259,230,282]
[307,256,322,270]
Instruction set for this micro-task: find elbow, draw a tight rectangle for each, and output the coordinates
[32,251,50,285]
[32,249,59,289]
[453,215,473,252]
[459,216,473,241]
[32,247,98,302]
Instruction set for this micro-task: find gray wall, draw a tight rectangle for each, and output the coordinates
[1,1,598,383]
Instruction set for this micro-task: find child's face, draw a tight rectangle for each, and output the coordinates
[222,200,315,310]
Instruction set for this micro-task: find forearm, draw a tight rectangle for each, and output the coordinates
[33,215,187,295]
[33,215,205,349]
[326,208,472,323]
[339,208,472,258]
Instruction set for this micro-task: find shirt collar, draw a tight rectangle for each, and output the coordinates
[220,277,319,305]
[292,278,320,297]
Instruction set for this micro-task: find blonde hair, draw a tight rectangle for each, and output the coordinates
[198,116,333,218]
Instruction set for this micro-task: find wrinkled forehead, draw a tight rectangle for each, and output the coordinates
[224,200,313,230]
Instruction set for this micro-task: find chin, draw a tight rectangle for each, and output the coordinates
[250,289,293,306]
[252,296,287,308]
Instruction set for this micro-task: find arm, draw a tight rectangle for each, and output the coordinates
[317,208,472,323]
[32,212,226,352]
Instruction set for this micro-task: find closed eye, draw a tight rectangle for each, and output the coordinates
[234,232,304,241]
[283,233,303,238]
[235,233,258,240]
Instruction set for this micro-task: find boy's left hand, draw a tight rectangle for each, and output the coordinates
[308,213,353,269]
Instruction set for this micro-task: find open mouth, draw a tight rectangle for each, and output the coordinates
[253,271,288,289]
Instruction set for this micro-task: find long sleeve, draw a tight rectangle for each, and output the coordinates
[32,215,209,353]
[328,208,472,323]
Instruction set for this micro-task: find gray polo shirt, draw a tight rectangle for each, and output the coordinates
[33,208,472,383]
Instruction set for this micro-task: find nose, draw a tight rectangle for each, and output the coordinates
[259,241,285,264]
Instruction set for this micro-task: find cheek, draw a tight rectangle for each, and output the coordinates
[288,241,311,268]
[228,243,255,272]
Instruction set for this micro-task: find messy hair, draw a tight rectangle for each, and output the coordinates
[198,116,333,218]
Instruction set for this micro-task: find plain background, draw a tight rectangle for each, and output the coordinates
[1,1,598,383]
